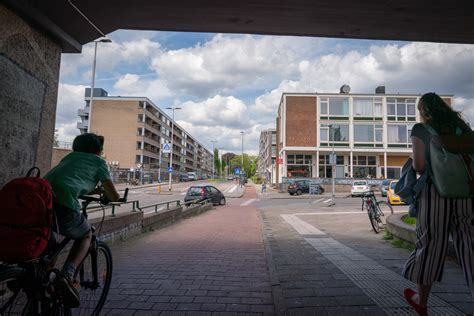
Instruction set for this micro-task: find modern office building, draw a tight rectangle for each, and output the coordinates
[257,129,277,184]
[275,86,453,185]
[77,88,213,180]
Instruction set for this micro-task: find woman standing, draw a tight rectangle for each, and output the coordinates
[402,93,473,315]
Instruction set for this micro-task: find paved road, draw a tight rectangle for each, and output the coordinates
[99,185,473,315]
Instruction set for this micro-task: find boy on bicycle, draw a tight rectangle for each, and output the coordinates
[44,133,120,307]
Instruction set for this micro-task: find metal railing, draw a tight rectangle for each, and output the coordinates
[109,200,140,216]
[138,200,181,213]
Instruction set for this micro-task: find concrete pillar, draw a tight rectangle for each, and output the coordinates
[316,151,319,178]
[350,151,353,178]
[384,152,388,178]
[0,4,62,185]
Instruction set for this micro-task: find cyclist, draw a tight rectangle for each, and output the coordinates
[44,133,120,307]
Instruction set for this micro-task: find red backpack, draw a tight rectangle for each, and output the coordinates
[0,167,53,262]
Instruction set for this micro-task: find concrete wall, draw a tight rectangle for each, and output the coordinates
[0,4,61,185]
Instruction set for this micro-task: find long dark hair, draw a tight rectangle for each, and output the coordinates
[418,93,471,134]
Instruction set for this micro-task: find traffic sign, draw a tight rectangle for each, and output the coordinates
[276,158,283,165]
[168,167,173,173]
[162,143,171,153]
[234,168,241,175]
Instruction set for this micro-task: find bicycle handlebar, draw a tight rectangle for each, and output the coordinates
[79,188,129,205]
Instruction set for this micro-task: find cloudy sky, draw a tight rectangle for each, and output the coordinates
[56,31,474,154]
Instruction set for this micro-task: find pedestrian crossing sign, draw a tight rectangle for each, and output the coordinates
[162,143,171,153]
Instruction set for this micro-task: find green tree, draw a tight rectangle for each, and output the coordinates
[213,148,221,177]
[230,154,257,177]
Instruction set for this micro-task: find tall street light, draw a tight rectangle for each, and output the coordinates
[240,131,244,187]
[88,37,112,132]
[211,140,218,179]
[166,106,181,191]
[328,124,336,206]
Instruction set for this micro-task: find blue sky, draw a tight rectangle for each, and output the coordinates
[56,30,474,154]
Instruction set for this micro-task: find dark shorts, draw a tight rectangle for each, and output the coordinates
[53,203,91,240]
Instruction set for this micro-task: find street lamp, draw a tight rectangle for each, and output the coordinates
[240,131,244,187]
[88,36,112,132]
[211,140,218,179]
[328,124,336,206]
[166,106,181,191]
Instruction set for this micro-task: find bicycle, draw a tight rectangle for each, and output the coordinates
[360,191,393,234]
[0,188,128,315]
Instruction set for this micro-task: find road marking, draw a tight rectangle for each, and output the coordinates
[322,198,333,204]
[180,186,190,193]
[281,214,326,235]
[180,192,187,195]
[313,198,325,203]
[226,185,238,193]
[240,198,257,206]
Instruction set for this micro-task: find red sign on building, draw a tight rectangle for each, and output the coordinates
[276,158,284,165]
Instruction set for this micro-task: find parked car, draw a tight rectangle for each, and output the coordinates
[288,180,324,195]
[351,180,370,196]
[387,180,405,205]
[179,174,188,182]
[187,172,196,181]
[227,176,234,181]
[184,185,226,206]
[379,179,392,197]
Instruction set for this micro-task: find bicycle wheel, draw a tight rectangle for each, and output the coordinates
[368,206,381,234]
[376,201,393,226]
[0,266,28,315]
[73,241,112,315]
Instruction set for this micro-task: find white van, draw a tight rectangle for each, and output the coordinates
[187,172,196,181]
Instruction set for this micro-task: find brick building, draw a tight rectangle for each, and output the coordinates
[275,86,453,186]
[77,88,213,180]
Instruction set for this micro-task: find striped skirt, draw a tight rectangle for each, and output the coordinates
[402,182,474,296]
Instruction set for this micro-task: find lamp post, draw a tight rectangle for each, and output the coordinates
[166,107,181,191]
[328,124,336,206]
[88,37,112,132]
[211,140,218,179]
[240,131,244,187]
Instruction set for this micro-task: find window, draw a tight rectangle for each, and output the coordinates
[387,125,413,143]
[287,154,312,165]
[354,124,383,143]
[320,124,349,142]
[387,168,401,179]
[353,98,383,118]
[320,97,349,116]
[387,98,417,120]
[352,155,377,178]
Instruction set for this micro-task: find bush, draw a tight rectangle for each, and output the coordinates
[251,176,263,184]
[402,216,416,226]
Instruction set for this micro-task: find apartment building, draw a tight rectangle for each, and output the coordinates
[78,88,213,179]
[275,86,453,185]
[257,129,276,184]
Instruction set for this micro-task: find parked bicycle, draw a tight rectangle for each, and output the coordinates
[0,189,128,315]
[360,191,393,233]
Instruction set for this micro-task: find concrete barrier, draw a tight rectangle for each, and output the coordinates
[386,213,457,258]
[90,203,213,244]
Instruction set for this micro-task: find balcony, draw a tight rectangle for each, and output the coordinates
[77,107,90,117]
[77,121,88,130]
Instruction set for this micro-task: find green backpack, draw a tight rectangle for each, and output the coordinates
[424,124,474,198]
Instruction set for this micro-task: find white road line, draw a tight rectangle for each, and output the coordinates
[240,198,257,206]
[314,198,325,203]
[180,186,190,193]
[180,192,187,195]
[281,214,326,235]
[228,185,238,193]
[322,198,333,204]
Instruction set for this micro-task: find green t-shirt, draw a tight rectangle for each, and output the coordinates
[44,152,111,212]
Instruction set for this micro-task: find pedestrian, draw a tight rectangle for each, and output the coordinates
[261,181,267,194]
[402,93,473,316]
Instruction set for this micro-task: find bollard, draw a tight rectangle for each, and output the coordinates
[157,184,161,193]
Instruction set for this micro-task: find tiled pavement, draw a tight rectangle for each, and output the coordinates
[104,186,275,315]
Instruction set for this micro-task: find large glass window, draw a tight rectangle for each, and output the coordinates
[387,125,413,143]
[387,98,417,120]
[354,124,383,143]
[352,155,377,178]
[320,124,349,142]
[320,97,349,116]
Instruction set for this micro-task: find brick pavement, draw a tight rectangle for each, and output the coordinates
[104,185,274,315]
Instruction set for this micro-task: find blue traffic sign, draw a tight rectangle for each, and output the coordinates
[234,168,241,175]
[168,167,173,173]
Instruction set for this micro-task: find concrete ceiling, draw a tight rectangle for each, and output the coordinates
[5,0,474,52]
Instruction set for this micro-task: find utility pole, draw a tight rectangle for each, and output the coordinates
[329,124,336,206]
[166,107,181,191]
[240,131,244,187]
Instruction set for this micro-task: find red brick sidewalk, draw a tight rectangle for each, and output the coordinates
[105,185,274,315]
